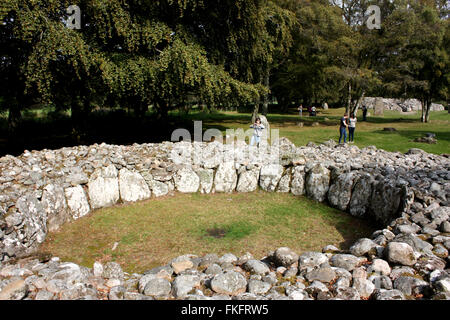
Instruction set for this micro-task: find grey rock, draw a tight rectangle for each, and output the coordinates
[373,289,405,300]
[243,260,270,275]
[102,262,124,280]
[298,252,329,272]
[349,238,377,257]
[248,280,271,295]
[172,275,201,298]
[210,271,247,296]
[385,242,417,266]
[34,290,54,300]
[329,254,362,271]
[305,164,330,202]
[272,247,299,267]
[118,168,151,202]
[88,165,120,209]
[394,276,429,296]
[143,278,171,297]
[305,267,336,283]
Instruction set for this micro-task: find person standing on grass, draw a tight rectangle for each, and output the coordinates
[362,105,368,121]
[348,113,357,143]
[250,117,265,147]
[339,113,349,144]
[298,104,303,117]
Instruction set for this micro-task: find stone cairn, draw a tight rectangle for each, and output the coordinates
[0,138,449,300]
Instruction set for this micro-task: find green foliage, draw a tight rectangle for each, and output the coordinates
[0,0,448,133]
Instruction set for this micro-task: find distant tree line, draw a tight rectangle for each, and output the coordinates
[0,0,449,138]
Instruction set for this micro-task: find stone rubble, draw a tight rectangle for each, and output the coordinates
[0,138,449,300]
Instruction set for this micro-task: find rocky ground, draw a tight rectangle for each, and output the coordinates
[0,138,449,300]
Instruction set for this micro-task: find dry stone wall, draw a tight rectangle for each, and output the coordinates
[362,97,445,112]
[0,138,449,300]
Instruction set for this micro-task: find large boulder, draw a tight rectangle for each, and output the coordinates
[259,164,284,192]
[0,279,28,300]
[385,242,417,266]
[118,168,151,202]
[236,167,260,193]
[290,166,306,196]
[41,184,71,232]
[276,168,291,193]
[150,180,169,197]
[173,167,200,193]
[64,185,90,220]
[369,180,403,224]
[328,171,357,211]
[87,165,120,209]
[15,193,47,245]
[194,168,214,194]
[349,173,373,218]
[305,164,330,202]
[214,162,237,193]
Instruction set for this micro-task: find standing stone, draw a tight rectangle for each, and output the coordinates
[214,162,237,193]
[236,168,260,193]
[305,164,330,202]
[65,185,90,220]
[118,168,151,202]
[173,167,200,193]
[328,171,357,211]
[276,168,291,193]
[259,164,284,192]
[195,168,214,194]
[88,165,120,209]
[15,193,48,245]
[370,180,402,224]
[41,184,71,232]
[374,97,384,116]
[349,173,373,218]
[150,180,169,197]
[291,166,306,196]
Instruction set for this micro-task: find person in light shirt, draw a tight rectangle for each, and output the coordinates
[348,112,357,143]
[250,117,265,147]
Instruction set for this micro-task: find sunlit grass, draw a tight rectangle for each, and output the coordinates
[39,191,376,274]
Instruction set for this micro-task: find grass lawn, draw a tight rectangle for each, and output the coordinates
[39,191,377,273]
[176,108,450,155]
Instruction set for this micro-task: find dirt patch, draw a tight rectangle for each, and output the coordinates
[205,227,227,239]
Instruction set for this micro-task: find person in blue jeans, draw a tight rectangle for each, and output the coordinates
[339,113,349,144]
[250,117,265,146]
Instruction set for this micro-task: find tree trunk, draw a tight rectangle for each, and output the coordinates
[346,82,352,115]
[351,90,365,115]
[252,104,259,124]
[424,99,431,123]
[420,99,426,123]
[261,70,270,116]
